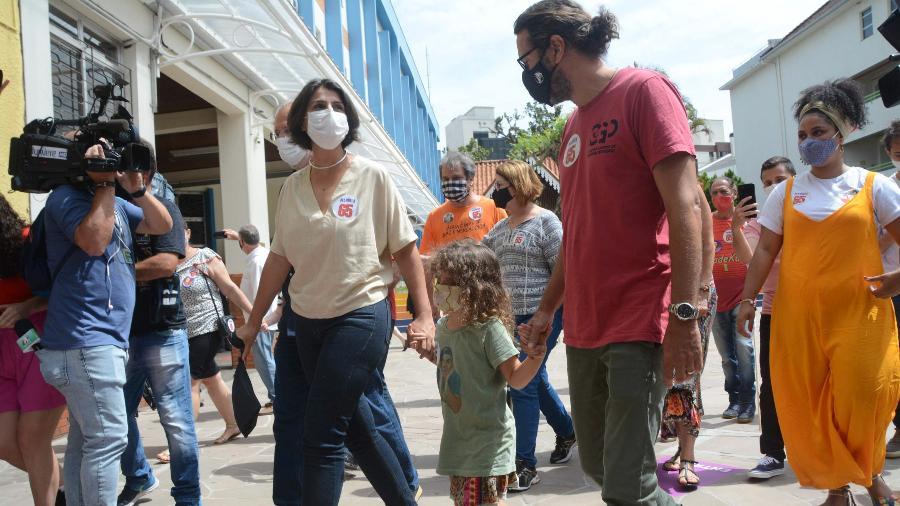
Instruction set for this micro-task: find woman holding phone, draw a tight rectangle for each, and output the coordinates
[708,177,758,424]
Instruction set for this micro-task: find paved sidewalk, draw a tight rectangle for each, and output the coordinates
[1,333,898,505]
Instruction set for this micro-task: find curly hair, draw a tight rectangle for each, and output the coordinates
[793,79,868,131]
[0,194,26,279]
[883,120,900,152]
[430,239,512,329]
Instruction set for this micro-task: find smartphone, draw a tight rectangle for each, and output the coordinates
[737,183,757,218]
[214,230,227,239]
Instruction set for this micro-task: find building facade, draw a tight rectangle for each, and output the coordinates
[9,0,440,272]
[0,1,27,216]
[722,0,899,202]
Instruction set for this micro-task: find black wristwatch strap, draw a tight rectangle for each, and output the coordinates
[130,187,147,198]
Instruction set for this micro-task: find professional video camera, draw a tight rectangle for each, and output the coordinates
[7,82,152,193]
[877,8,900,108]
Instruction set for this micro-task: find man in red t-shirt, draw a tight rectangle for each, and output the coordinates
[515,2,702,503]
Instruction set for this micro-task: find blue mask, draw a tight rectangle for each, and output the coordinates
[799,132,839,167]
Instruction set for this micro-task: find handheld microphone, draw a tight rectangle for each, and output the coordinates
[15,319,42,352]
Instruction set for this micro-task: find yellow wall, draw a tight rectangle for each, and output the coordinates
[0,0,27,218]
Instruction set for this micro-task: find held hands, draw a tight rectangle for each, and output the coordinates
[662,319,702,388]
[865,270,900,299]
[732,197,758,229]
[517,310,552,356]
[234,322,260,362]
[407,316,436,363]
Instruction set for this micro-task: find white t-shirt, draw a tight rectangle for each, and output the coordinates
[759,167,900,272]
[883,174,900,272]
[241,246,279,330]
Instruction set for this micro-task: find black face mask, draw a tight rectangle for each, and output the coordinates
[492,187,513,209]
[521,51,556,105]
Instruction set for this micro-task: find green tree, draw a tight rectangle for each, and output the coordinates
[456,137,491,161]
[492,102,567,163]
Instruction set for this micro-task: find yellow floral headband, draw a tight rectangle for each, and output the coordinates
[799,101,852,138]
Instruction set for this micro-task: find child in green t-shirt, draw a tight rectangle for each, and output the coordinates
[428,240,546,505]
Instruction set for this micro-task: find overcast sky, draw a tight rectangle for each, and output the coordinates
[393,0,825,145]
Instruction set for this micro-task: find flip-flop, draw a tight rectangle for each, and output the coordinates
[156,449,170,464]
[214,426,241,445]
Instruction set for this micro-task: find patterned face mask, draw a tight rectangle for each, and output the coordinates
[433,283,462,313]
[441,179,469,202]
[799,132,839,167]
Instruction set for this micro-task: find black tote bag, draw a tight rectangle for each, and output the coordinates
[231,339,261,437]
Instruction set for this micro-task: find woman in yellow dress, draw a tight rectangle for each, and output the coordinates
[736,79,900,506]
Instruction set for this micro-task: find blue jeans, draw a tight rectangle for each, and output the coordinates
[253,329,277,403]
[511,310,575,468]
[121,329,200,504]
[295,299,415,506]
[272,308,418,505]
[712,306,757,405]
[37,345,129,506]
[367,345,419,492]
[273,308,307,506]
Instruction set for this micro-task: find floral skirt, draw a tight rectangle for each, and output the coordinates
[449,472,518,506]
[661,285,718,438]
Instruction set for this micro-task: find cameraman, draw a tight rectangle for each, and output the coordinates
[117,165,201,506]
[35,141,172,506]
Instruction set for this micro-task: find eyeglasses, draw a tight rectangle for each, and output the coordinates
[517,47,540,71]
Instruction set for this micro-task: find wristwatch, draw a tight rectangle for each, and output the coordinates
[668,302,700,321]
[130,186,147,198]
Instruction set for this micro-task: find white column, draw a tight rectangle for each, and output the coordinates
[216,110,270,273]
[20,0,52,220]
[122,42,156,146]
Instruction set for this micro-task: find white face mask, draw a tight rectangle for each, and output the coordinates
[306,108,349,150]
[763,184,776,196]
[276,135,308,168]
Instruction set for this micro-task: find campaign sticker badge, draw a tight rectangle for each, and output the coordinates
[563,134,581,167]
[722,229,734,244]
[513,232,526,246]
[469,206,483,221]
[333,195,359,221]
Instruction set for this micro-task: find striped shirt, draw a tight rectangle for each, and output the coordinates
[482,210,562,316]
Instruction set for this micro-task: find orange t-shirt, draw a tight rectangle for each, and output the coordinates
[420,197,507,255]
[712,215,748,311]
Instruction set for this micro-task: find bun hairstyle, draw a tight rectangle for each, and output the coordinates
[883,120,900,152]
[514,0,619,59]
[793,78,868,132]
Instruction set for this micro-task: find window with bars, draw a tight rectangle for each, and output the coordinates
[862,7,874,39]
[48,6,131,125]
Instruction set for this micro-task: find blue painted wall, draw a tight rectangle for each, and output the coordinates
[296,0,441,200]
